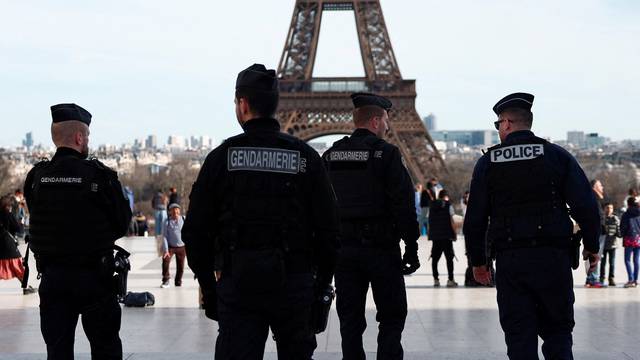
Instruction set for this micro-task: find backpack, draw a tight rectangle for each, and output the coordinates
[123,291,155,307]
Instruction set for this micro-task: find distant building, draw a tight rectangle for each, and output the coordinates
[133,138,145,149]
[567,131,585,148]
[567,131,607,149]
[585,133,607,148]
[430,130,498,147]
[423,113,436,131]
[22,132,33,150]
[167,135,185,149]
[145,135,157,149]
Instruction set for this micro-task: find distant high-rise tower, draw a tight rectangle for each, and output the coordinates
[22,132,34,150]
[423,113,436,131]
[146,135,157,149]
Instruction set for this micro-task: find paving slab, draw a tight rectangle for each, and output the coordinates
[1,236,638,359]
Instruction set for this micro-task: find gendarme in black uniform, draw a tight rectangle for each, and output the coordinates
[463,93,600,360]
[323,93,419,359]
[182,64,340,359]
[24,103,131,359]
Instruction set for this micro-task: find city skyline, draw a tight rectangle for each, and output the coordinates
[1,1,638,146]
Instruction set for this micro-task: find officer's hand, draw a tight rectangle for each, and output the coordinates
[401,242,420,275]
[215,270,222,282]
[473,266,491,286]
[201,287,219,321]
[162,251,170,259]
[583,250,601,273]
[401,259,420,275]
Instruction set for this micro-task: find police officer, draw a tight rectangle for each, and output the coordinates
[181,64,340,359]
[463,92,601,359]
[24,104,132,359]
[323,93,419,359]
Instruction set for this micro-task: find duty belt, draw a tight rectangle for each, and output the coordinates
[493,236,571,252]
[340,221,397,248]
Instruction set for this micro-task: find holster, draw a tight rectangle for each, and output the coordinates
[311,284,335,334]
[21,244,30,289]
[112,245,131,302]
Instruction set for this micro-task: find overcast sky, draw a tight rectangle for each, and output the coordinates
[1,0,638,148]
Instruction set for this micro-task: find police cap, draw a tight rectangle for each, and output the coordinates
[236,64,278,93]
[492,92,534,115]
[351,92,392,111]
[50,103,92,126]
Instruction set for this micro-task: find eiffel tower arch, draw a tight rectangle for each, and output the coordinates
[275,0,445,184]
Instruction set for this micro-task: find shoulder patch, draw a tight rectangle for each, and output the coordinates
[227,147,300,174]
[327,150,370,162]
[490,144,544,163]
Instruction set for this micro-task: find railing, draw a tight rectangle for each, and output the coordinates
[279,78,415,94]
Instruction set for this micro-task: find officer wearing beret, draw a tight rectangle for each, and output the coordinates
[23,104,132,359]
[323,92,419,359]
[182,64,340,359]
[463,93,601,359]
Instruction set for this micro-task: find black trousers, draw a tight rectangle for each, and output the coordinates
[496,247,574,360]
[39,265,122,360]
[215,272,317,360]
[335,245,407,360]
[430,239,455,281]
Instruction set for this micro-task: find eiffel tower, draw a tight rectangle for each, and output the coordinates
[276,0,445,184]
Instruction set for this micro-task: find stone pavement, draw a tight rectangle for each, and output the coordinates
[1,236,639,359]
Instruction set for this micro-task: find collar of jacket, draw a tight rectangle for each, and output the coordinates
[52,147,84,160]
[352,128,377,138]
[504,130,535,144]
[242,117,280,133]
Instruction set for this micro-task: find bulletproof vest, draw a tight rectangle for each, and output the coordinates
[324,135,387,221]
[219,133,310,253]
[28,155,118,256]
[428,200,455,240]
[486,136,573,245]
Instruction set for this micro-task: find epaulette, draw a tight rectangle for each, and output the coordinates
[482,144,502,155]
[87,158,116,174]
[34,157,50,165]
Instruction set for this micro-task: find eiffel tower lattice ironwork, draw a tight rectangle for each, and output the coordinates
[276,0,445,183]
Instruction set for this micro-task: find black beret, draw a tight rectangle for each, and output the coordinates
[236,64,278,92]
[493,92,534,115]
[350,92,392,111]
[50,103,92,126]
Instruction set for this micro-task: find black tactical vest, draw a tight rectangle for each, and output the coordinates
[219,132,310,253]
[28,154,119,256]
[428,200,455,240]
[324,135,387,221]
[486,136,573,247]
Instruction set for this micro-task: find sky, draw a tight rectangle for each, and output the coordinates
[1,0,638,148]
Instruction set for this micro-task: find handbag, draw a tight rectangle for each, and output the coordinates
[0,228,22,259]
[623,234,640,248]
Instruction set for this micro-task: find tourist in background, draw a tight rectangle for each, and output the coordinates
[601,202,620,286]
[161,203,185,288]
[0,195,35,295]
[428,190,458,287]
[621,197,640,288]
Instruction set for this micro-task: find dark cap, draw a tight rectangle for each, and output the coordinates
[492,92,534,115]
[350,92,392,111]
[236,64,278,92]
[50,103,92,126]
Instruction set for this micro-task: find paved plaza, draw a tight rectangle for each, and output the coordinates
[1,236,639,359]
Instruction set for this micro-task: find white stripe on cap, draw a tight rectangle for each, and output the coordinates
[496,97,533,109]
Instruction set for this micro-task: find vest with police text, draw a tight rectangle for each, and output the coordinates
[486,135,573,245]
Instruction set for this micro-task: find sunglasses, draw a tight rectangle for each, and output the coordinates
[493,119,513,130]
